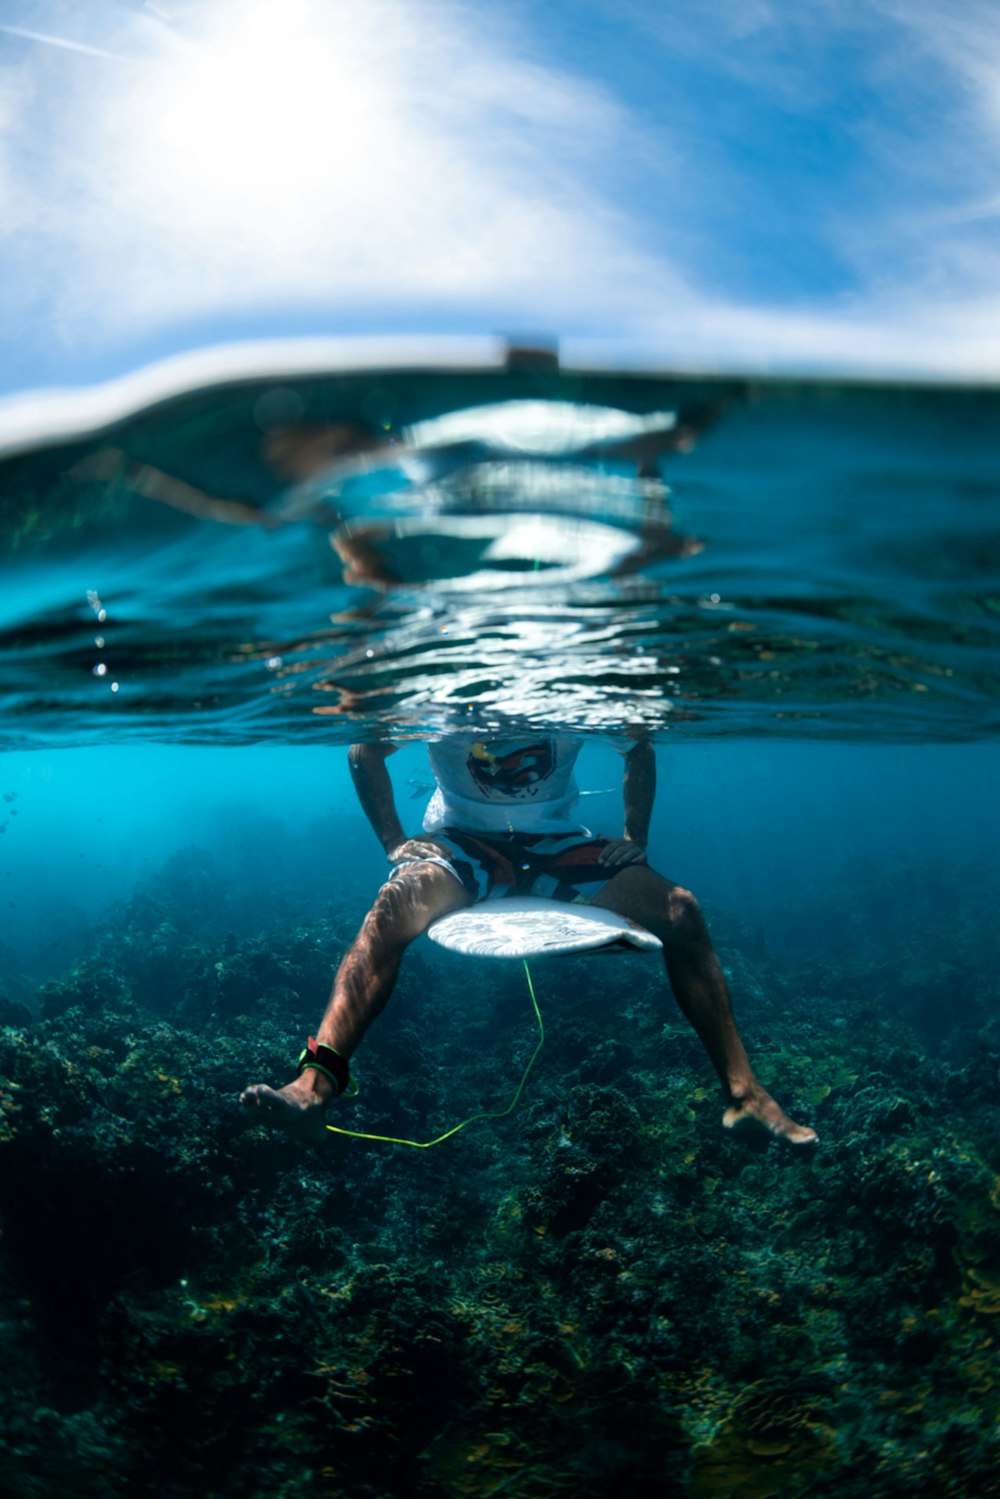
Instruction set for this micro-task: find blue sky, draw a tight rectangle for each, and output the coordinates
[1,0,999,399]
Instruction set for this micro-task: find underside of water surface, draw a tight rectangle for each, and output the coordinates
[1,352,998,746]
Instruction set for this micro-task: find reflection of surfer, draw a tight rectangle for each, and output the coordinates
[69,397,718,577]
[242,734,817,1150]
[328,403,718,589]
[66,416,383,530]
[68,447,290,528]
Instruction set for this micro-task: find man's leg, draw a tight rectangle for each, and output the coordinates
[240,862,470,1142]
[591,864,817,1146]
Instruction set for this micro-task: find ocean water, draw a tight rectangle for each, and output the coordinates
[0,360,998,1497]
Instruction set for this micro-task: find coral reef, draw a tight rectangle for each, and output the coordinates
[1,857,998,1497]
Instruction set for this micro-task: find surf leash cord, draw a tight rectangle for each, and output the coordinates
[322,959,543,1148]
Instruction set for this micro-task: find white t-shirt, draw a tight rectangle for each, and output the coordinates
[423,734,587,836]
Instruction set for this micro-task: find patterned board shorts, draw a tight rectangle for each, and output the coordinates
[390,827,618,904]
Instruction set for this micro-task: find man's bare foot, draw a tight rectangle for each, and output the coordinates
[240,1078,330,1144]
[722,1086,818,1147]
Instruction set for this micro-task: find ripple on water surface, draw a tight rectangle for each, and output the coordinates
[0,358,997,747]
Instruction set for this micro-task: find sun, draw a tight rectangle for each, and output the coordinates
[134,0,390,239]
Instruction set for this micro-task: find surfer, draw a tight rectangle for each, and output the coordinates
[241,735,818,1148]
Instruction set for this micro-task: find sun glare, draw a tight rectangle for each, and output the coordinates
[138,0,386,236]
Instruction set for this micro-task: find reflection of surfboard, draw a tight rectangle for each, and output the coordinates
[427,896,662,959]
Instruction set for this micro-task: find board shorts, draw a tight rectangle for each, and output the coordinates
[390,828,618,904]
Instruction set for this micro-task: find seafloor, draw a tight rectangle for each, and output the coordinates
[1,846,998,1498]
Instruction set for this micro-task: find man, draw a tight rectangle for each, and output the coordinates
[241,734,817,1148]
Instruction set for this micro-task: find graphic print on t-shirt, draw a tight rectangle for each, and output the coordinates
[467,741,555,798]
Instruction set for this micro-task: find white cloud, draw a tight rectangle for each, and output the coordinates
[879,0,1000,114]
[0,0,682,347]
[0,0,999,382]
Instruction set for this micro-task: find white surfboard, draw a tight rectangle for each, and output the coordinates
[426,896,662,959]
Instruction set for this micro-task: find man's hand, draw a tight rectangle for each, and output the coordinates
[597,838,648,869]
[387,836,453,867]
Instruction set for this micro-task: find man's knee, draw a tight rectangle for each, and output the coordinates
[597,864,705,941]
[636,871,706,944]
[365,862,468,946]
[665,883,701,930]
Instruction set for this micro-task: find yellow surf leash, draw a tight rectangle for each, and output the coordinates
[323,960,544,1148]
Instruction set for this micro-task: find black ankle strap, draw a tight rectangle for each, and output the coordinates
[297,1036,351,1097]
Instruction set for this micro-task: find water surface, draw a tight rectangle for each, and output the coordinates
[3,362,997,747]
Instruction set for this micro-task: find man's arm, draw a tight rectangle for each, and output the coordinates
[598,737,655,868]
[348,742,406,855]
[348,742,451,867]
[623,737,655,846]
